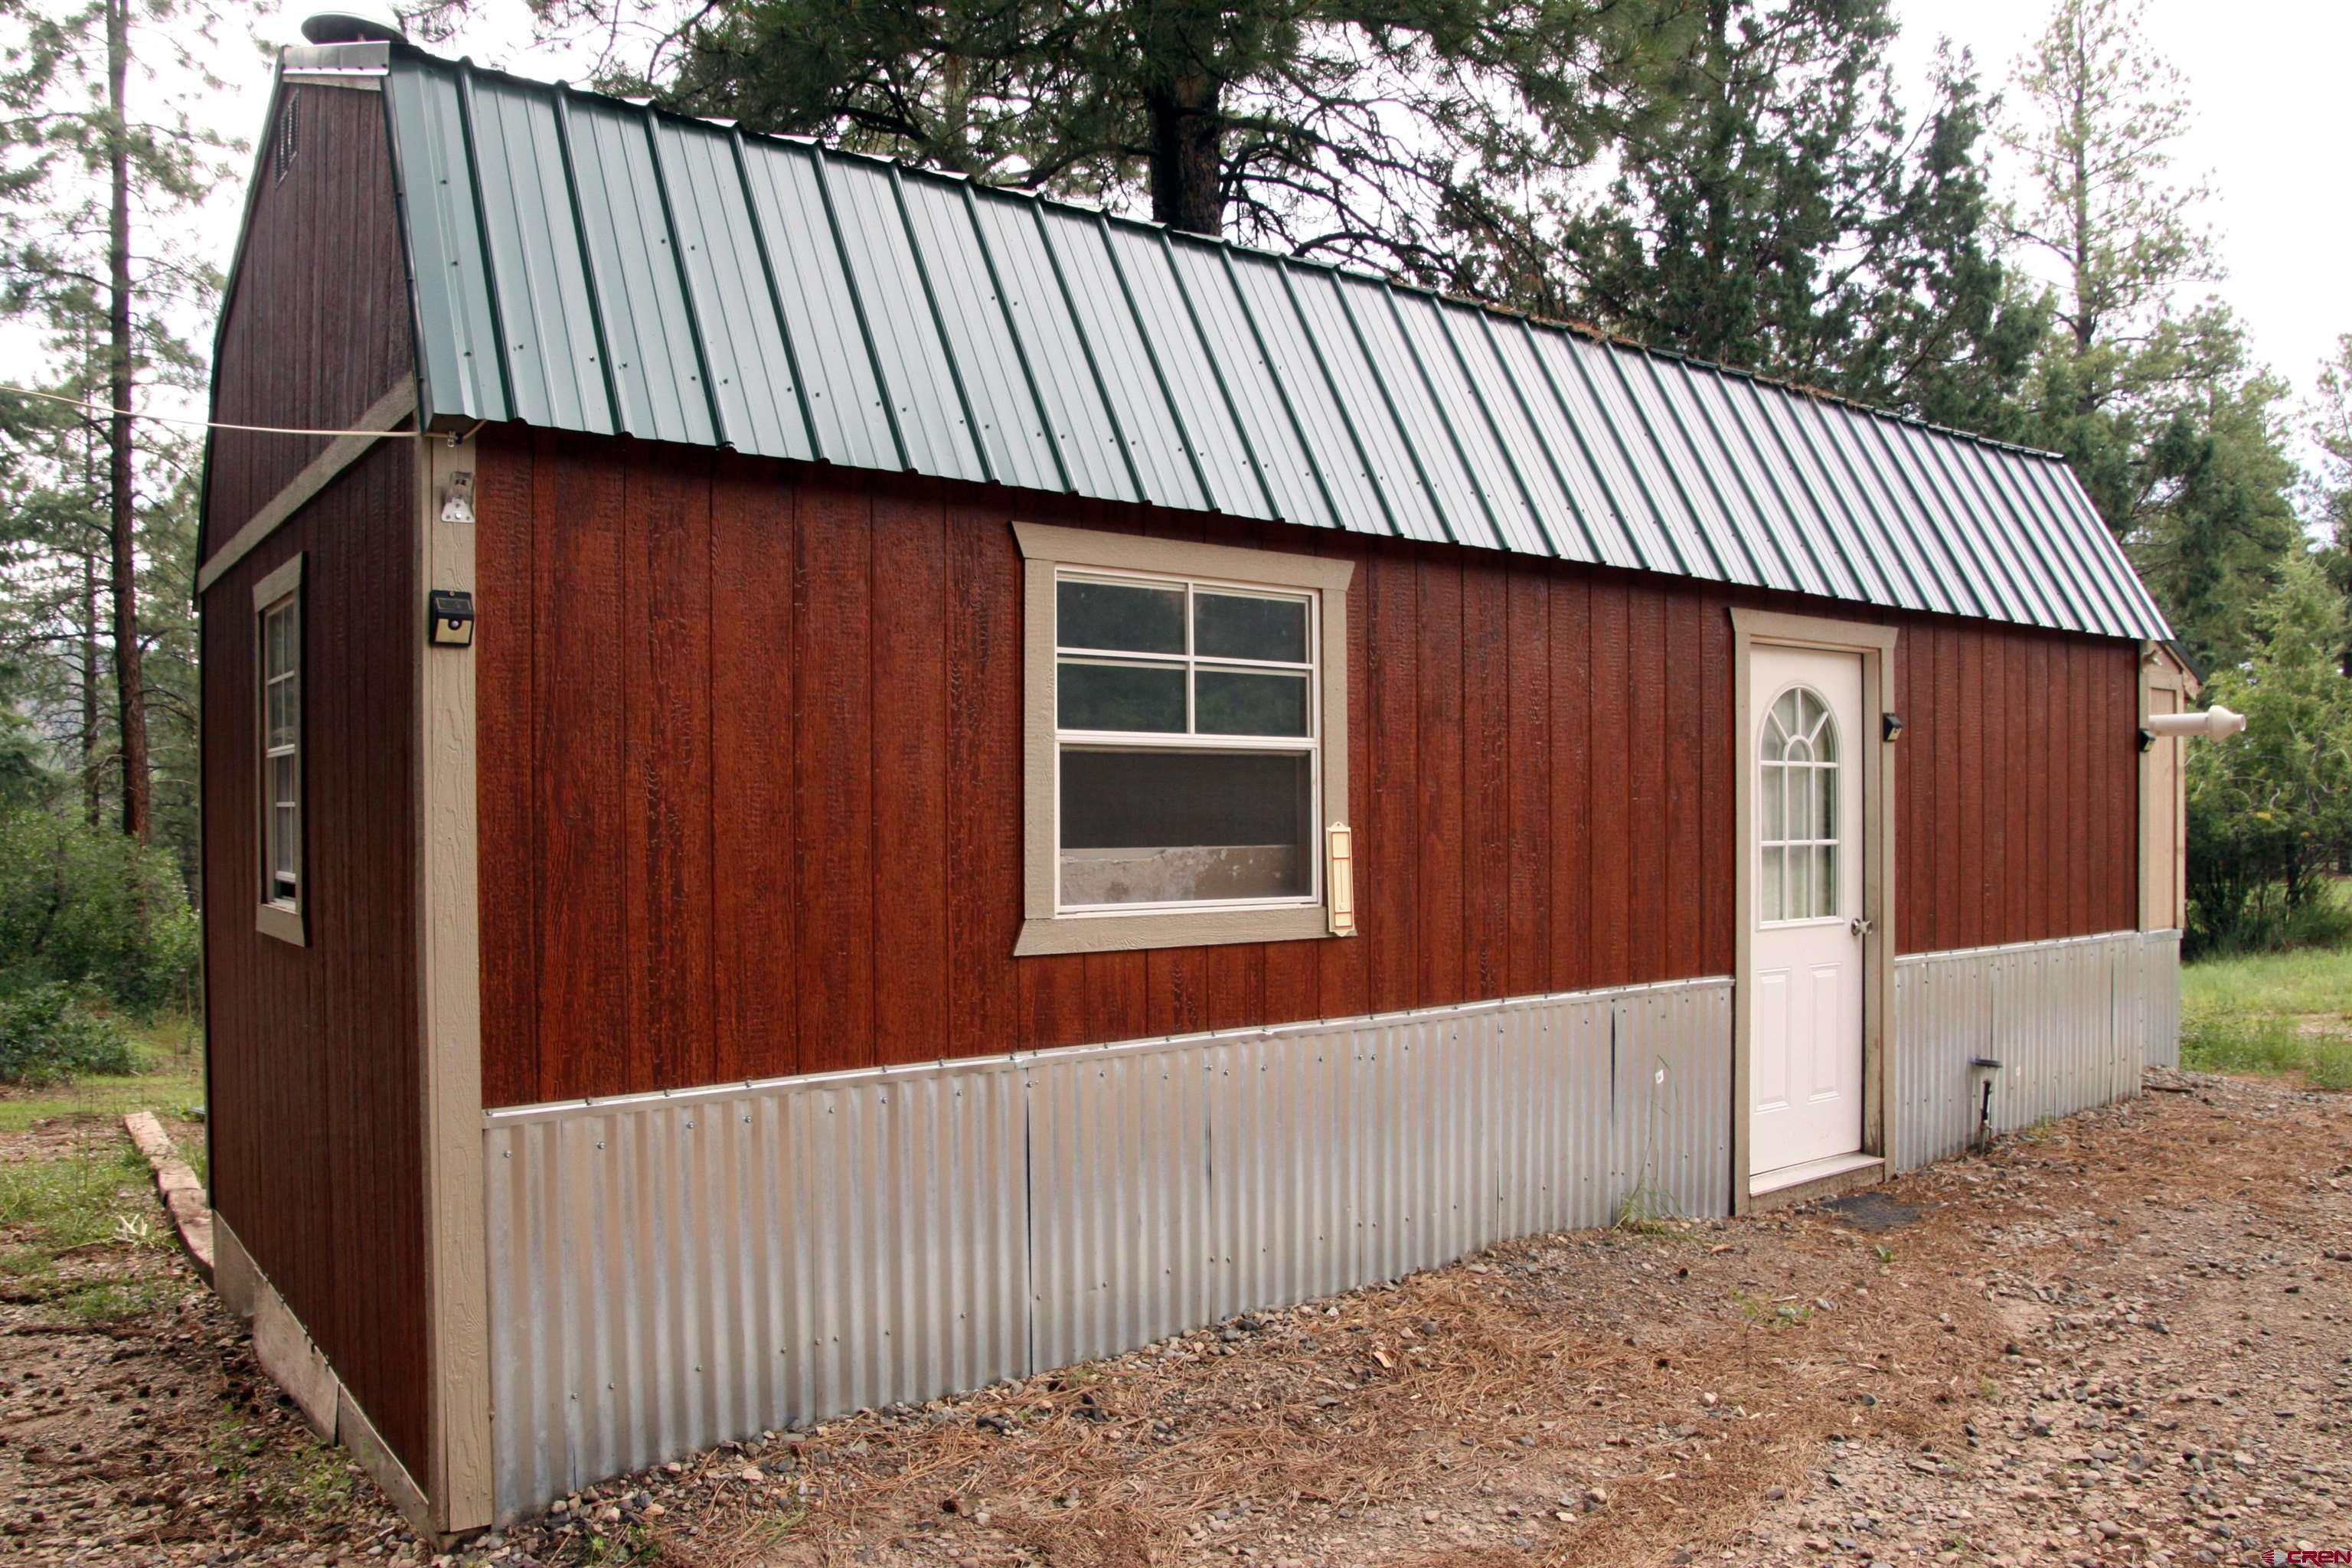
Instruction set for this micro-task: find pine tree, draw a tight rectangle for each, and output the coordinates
[0,0,234,845]
[1998,0,2301,668]
[2311,335,2352,675]
[406,0,1665,285]
[1530,3,2036,424]
[2183,552,2352,950]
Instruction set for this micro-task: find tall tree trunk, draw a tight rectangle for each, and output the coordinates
[106,0,149,844]
[1145,72,1223,237]
[81,550,101,827]
[80,327,103,828]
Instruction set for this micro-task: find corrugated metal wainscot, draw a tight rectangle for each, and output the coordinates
[1890,929,2180,1172]
[482,977,1730,1517]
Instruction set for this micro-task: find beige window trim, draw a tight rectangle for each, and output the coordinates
[254,554,306,947]
[1727,606,1898,1212]
[1012,521,1354,958]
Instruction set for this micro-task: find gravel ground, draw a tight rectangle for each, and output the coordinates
[2,1067,2345,1567]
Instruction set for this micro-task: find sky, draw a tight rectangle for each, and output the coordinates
[1886,0,2352,409]
[136,0,2352,452]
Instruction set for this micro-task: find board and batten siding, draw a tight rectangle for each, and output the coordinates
[201,81,416,562]
[472,433,2143,1107]
[201,439,429,1475]
[198,78,430,1484]
[1890,619,2143,954]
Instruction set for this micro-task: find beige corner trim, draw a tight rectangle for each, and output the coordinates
[1010,521,1354,959]
[2139,642,2193,933]
[415,432,492,1532]
[212,1214,438,1540]
[1728,607,1899,1215]
[198,380,416,595]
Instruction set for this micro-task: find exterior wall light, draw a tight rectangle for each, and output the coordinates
[1880,712,1904,743]
[428,589,475,647]
[2144,704,2245,740]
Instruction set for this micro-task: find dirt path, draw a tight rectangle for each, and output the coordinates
[2,1070,2346,1566]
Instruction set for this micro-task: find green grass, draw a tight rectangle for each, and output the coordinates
[0,1012,204,1323]
[0,1014,204,1145]
[0,1134,191,1321]
[2180,938,2352,1090]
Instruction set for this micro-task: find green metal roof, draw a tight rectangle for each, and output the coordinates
[289,37,2171,641]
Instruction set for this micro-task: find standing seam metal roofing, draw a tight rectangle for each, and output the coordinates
[348,40,2169,642]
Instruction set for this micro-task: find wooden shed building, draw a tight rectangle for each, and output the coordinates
[199,21,2197,1537]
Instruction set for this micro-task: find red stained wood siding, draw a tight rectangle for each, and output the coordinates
[1887,619,2141,952]
[473,436,2144,1105]
[199,81,428,1480]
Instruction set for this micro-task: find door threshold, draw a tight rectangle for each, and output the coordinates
[1749,1151,1883,1210]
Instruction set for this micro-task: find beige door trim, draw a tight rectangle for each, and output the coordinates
[414,431,492,1530]
[1730,607,1899,1214]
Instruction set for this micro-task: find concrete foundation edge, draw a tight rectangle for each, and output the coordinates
[212,1214,440,1542]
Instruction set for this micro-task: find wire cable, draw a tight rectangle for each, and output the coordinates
[0,383,420,439]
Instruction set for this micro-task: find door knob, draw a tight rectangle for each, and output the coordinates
[1850,916,1873,938]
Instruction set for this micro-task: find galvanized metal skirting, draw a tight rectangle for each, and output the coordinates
[482,977,1730,1517]
[1890,929,2180,1172]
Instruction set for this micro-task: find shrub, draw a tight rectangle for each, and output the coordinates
[0,809,198,1014]
[0,983,134,1086]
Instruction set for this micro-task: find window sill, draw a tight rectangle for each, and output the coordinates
[256,902,307,948]
[1015,905,1341,957]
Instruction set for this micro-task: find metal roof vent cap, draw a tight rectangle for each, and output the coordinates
[300,11,406,44]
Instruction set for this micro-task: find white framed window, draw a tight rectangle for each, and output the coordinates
[254,555,305,946]
[1014,522,1353,956]
[1758,684,1838,923]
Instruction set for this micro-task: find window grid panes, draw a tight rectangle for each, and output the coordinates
[1758,685,1838,923]
[1055,570,1318,912]
[262,595,300,909]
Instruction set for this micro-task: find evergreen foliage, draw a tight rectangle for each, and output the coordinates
[0,982,135,1086]
[0,808,198,1014]
[2184,557,2352,956]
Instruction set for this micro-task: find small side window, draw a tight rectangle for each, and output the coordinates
[1014,522,1354,957]
[254,556,305,946]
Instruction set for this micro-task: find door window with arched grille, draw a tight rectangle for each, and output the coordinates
[1759,686,1839,923]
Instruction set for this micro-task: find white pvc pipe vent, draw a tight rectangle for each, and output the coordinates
[2145,704,2246,739]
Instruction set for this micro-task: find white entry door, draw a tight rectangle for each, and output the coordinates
[1749,645,1865,1181]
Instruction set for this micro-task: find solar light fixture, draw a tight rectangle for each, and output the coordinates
[428,589,475,648]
